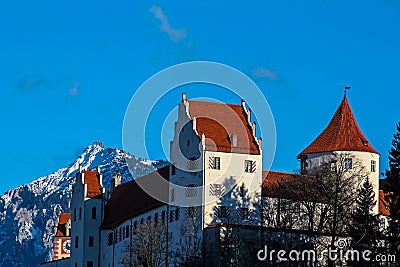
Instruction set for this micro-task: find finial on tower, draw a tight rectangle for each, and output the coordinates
[343,86,351,98]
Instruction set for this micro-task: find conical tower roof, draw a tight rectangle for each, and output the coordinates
[298,96,379,157]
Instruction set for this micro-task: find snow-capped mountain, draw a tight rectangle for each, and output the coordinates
[0,142,167,267]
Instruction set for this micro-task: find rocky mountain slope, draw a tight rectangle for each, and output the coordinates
[0,142,167,267]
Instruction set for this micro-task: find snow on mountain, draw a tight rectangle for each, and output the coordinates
[0,142,167,267]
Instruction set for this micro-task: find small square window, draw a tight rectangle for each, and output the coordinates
[218,206,227,218]
[344,158,353,170]
[210,157,220,170]
[185,184,197,197]
[245,160,255,173]
[240,207,249,220]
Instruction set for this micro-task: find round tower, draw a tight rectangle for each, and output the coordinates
[298,95,380,213]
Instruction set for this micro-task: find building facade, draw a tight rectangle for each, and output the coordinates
[42,93,389,267]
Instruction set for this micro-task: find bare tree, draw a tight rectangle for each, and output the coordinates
[121,220,167,267]
[173,206,202,267]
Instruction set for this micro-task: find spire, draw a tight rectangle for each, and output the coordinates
[298,96,379,157]
[343,86,351,98]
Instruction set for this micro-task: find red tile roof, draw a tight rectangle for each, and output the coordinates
[262,171,324,202]
[101,166,169,229]
[379,190,390,216]
[55,212,71,237]
[299,97,379,157]
[188,100,260,154]
[84,170,103,198]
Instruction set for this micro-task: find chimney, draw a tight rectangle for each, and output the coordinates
[182,92,187,103]
[111,172,122,192]
[241,99,246,110]
[230,133,238,147]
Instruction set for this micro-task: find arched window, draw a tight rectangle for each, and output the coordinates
[73,209,76,221]
[91,207,96,219]
[79,207,82,220]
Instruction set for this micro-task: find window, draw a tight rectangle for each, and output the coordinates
[170,210,174,222]
[371,160,376,172]
[245,160,255,173]
[91,207,96,219]
[154,213,159,224]
[330,161,337,172]
[187,157,198,170]
[119,227,122,241]
[140,218,144,225]
[170,189,175,201]
[294,203,301,214]
[107,233,113,246]
[133,221,137,233]
[210,157,220,170]
[79,207,82,220]
[75,263,77,267]
[175,208,180,221]
[161,211,166,223]
[187,140,190,146]
[239,183,245,197]
[73,209,76,221]
[87,261,93,267]
[379,218,385,229]
[186,207,198,218]
[88,236,94,247]
[125,225,130,238]
[171,164,176,175]
[75,236,79,248]
[185,184,197,197]
[218,206,227,218]
[344,158,353,169]
[240,207,249,220]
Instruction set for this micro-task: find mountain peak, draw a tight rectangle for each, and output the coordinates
[0,144,167,266]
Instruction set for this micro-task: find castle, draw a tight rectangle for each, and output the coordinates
[41,93,389,267]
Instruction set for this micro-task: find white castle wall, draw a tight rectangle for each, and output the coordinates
[304,151,380,214]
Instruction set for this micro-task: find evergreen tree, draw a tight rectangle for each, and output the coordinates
[384,122,400,258]
[349,177,380,267]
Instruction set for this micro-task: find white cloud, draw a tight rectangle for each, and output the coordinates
[68,81,80,96]
[149,5,186,42]
[252,67,278,80]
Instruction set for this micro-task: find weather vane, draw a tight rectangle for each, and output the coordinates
[343,86,351,97]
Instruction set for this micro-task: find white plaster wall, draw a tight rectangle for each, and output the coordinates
[305,151,380,213]
[203,150,262,227]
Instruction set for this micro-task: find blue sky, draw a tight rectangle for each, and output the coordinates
[1,0,399,194]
